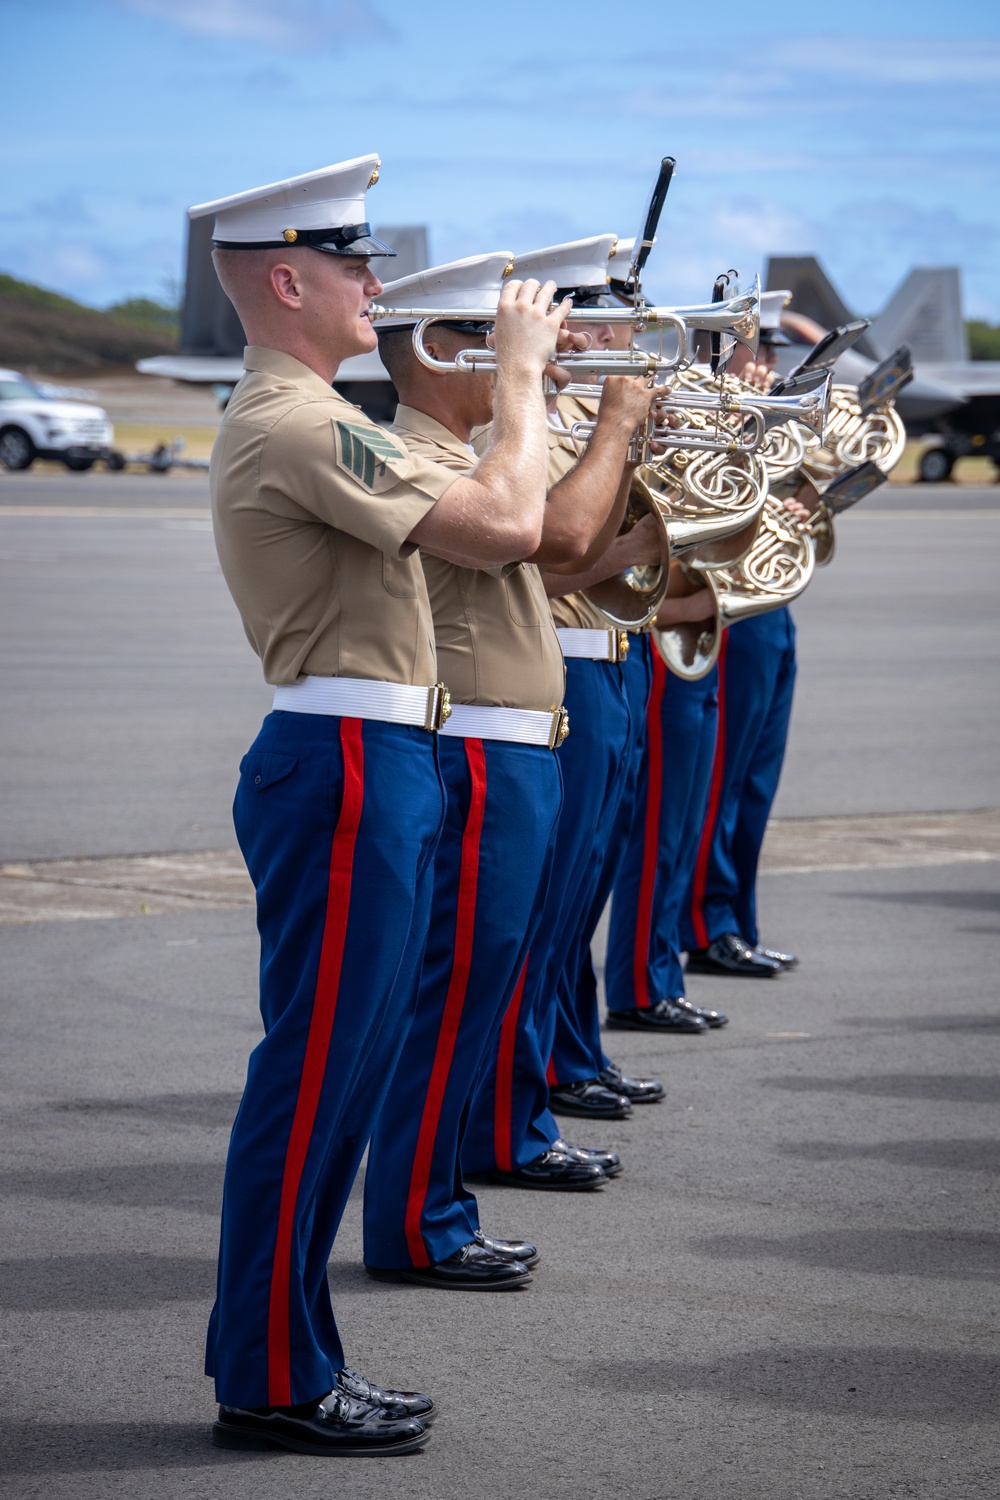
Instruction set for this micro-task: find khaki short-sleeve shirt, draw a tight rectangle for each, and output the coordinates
[210,347,458,686]
[544,393,616,631]
[392,406,565,710]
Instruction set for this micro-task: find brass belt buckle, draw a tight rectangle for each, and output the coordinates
[548,706,570,749]
[615,631,630,661]
[426,683,452,732]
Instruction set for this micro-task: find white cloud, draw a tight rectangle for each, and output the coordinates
[122,0,392,52]
[772,35,1000,86]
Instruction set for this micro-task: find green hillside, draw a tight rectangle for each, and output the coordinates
[0,273,179,373]
[966,320,1000,361]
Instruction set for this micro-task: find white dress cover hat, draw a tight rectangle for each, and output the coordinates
[188,154,395,257]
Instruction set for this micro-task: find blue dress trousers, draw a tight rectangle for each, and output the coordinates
[205,710,445,1410]
[605,651,719,1011]
[550,632,653,1081]
[682,608,796,952]
[462,656,631,1173]
[363,735,561,1269]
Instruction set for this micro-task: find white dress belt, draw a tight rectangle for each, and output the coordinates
[556,627,629,662]
[272,675,450,731]
[439,702,569,748]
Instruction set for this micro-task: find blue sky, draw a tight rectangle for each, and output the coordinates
[4,0,1000,321]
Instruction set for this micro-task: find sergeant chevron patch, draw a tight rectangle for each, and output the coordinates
[334,420,407,492]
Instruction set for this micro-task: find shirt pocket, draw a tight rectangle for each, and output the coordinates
[504,566,544,628]
[382,552,420,599]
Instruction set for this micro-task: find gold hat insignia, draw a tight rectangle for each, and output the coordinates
[502,257,515,278]
[368,162,381,187]
[282,229,298,243]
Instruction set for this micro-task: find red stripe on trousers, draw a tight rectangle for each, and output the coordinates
[546,1055,558,1087]
[632,652,667,1008]
[403,739,488,1267]
[689,632,729,949]
[493,958,529,1173]
[266,717,365,1408]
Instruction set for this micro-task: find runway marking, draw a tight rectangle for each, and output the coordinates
[3,809,998,923]
[845,510,1000,519]
[0,506,210,518]
[2,506,998,523]
[761,808,1000,875]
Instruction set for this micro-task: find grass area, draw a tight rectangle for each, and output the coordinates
[888,442,996,485]
[19,421,218,473]
[112,422,218,460]
[0,272,177,372]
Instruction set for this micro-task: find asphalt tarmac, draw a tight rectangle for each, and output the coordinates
[0,474,998,1498]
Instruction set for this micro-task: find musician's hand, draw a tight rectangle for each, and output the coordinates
[598,374,660,434]
[491,277,572,375]
[793,477,822,515]
[543,329,591,398]
[654,587,714,626]
[781,496,812,524]
[618,512,662,566]
[556,327,590,357]
[741,361,777,392]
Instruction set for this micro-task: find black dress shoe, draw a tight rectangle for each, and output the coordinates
[549,1079,632,1120]
[491,1145,606,1190]
[685,933,782,977]
[756,943,798,969]
[366,1239,531,1291]
[669,995,729,1029]
[335,1367,435,1422]
[598,1059,665,1103]
[606,999,708,1034]
[555,1137,623,1177]
[213,1389,429,1456]
[475,1228,539,1267]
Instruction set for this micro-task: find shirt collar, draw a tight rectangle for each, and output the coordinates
[392,404,476,464]
[242,346,346,400]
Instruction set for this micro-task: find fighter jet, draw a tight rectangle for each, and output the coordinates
[766,256,1000,482]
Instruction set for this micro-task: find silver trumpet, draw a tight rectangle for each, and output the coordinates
[555,362,830,466]
[366,274,760,377]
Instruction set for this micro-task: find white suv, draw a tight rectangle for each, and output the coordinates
[0,369,115,472]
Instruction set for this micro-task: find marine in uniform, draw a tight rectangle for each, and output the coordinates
[460,237,665,1185]
[603,642,730,1032]
[198,158,570,1456]
[544,236,670,1112]
[602,279,752,1036]
[682,293,800,979]
[361,250,622,1286]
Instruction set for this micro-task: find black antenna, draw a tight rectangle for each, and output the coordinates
[626,156,676,291]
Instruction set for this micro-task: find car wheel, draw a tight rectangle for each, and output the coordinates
[105,451,126,471]
[64,455,96,472]
[919,447,954,483]
[0,426,36,471]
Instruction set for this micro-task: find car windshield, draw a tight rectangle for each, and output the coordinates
[0,377,44,401]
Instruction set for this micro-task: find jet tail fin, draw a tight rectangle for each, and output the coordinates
[866,268,967,364]
[764,255,877,357]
